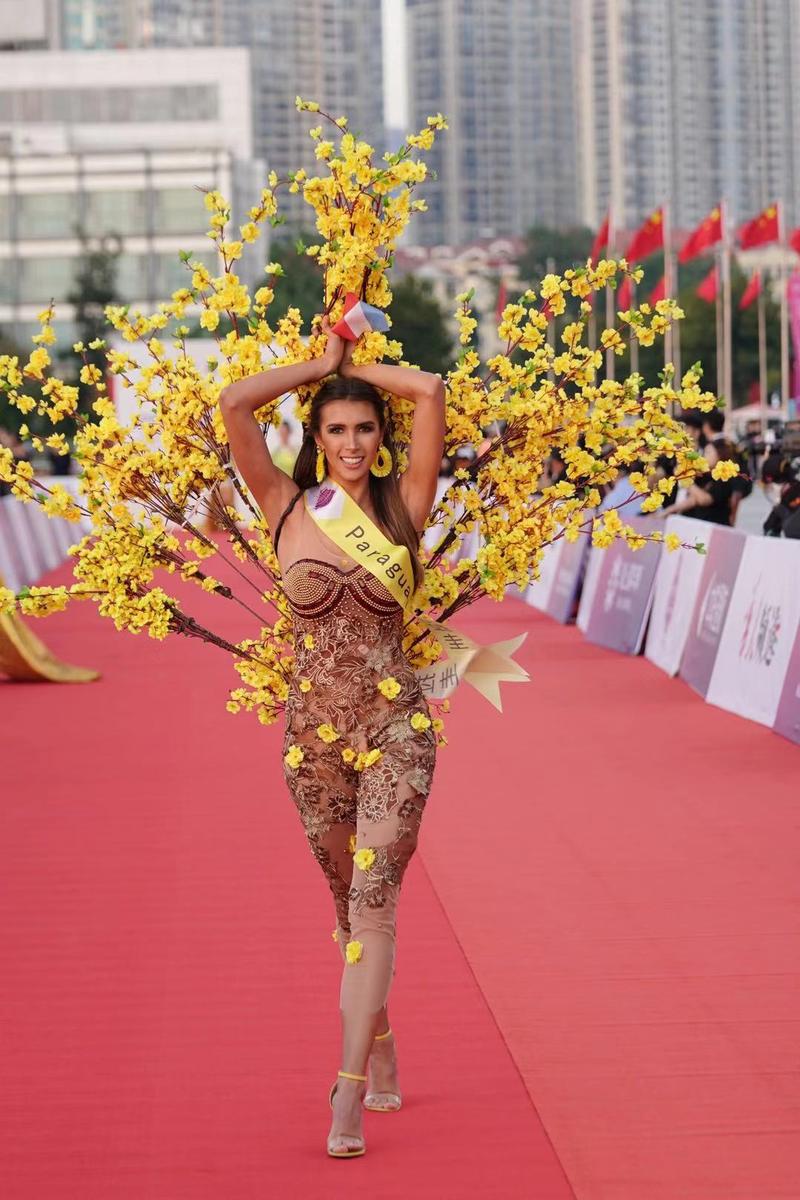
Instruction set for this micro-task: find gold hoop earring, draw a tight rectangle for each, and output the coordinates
[370,444,393,478]
[315,446,326,483]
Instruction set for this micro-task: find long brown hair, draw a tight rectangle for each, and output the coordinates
[293,375,424,589]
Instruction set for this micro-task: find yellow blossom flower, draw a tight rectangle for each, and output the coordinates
[711,459,739,481]
[284,745,305,769]
[354,848,376,871]
[410,711,431,731]
[303,633,314,649]
[299,678,312,693]
[316,723,340,743]
[342,747,356,764]
[345,940,363,964]
[665,532,682,552]
[348,834,357,853]
[377,676,401,700]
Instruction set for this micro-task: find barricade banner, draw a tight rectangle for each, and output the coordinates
[645,516,709,675]
[679,525,746,696]
[547,528,592,624]
[773,622,800,745]
[583,517,662,654]
[705,538,800,726]
[522,538,562,611]
[577,545,603,632]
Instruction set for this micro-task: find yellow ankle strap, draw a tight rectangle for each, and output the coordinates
[338,1070,367,1082]
[374,1028,393,1041]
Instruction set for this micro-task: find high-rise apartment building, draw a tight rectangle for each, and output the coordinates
[56,0,385,229]
[575,0,800,234]
[406,0,579,245]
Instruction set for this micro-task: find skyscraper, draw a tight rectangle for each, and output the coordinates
[406,0,579,245]
[56,0,385,229]
[574,0,800,234]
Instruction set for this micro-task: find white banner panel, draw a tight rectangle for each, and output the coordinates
[705,538,800,726]
[645,516,709,675]
[522,538,561,611]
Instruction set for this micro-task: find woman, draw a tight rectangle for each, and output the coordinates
[220,317,446,1158]
[663,438,740,525]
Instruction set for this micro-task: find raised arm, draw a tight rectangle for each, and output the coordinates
[219,320,343,531]
[340,352,446,532]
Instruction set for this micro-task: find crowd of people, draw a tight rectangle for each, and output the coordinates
[533,408,800,539]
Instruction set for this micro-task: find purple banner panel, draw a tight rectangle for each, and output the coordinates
[679,525,746,697]
[773,621,800,745]
[547,533,590,624]
[584,518,662,654]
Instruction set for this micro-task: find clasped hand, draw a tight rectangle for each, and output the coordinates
[315,314,356,378]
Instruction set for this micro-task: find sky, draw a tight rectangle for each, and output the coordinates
[382,0,407,128]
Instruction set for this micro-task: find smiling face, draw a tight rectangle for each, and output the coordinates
[315,399,383,484]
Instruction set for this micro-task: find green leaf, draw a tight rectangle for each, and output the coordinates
[694,541,707,555]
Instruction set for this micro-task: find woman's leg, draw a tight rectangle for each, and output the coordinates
[338,718,436,1077]
[282,735,357,942]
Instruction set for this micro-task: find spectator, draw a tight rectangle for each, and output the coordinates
[697,409,752,514]
[680,410,705,449]
[663,438,740,525]
[700,408,726,448]
[761,455,800,539]
[598,461,649,518]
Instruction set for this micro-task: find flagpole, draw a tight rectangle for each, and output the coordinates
[715,245,724,398]
[606,209,616,382]
[757,275,768,438]
[779,199,790,418]
[721,198,733,428]
[673,259,682,381]
[663,201,673,369]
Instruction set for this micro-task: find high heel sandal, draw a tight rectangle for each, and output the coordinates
[363,1027,402,1112]
[327,1071,367,1158]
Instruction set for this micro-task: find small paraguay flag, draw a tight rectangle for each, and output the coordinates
[331,292,390,341]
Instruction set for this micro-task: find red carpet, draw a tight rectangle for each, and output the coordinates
[424,602,800,1200]
[3,549,798,1199]
[1,553,572,1200]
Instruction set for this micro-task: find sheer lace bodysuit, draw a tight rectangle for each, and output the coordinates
[274,489,437,1018]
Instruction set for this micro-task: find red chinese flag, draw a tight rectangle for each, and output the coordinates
[790,227,800,255]
[617,276,633,310]
[590,213,610,264]
[739,271,761,310]
[738,203,779,249]
[649,275,666,305]
[495,277,507,322]
[679,206,723,263]
[696,265,718,303]
[624,208,664,262]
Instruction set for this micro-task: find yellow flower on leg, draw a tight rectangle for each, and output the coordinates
[316,723,340,744]
[284,745,304,769]
[345,940,363,965]
[353,848,376,871]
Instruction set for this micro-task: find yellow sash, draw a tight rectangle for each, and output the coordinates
[304,482,414,608]
[303,481,529,711]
